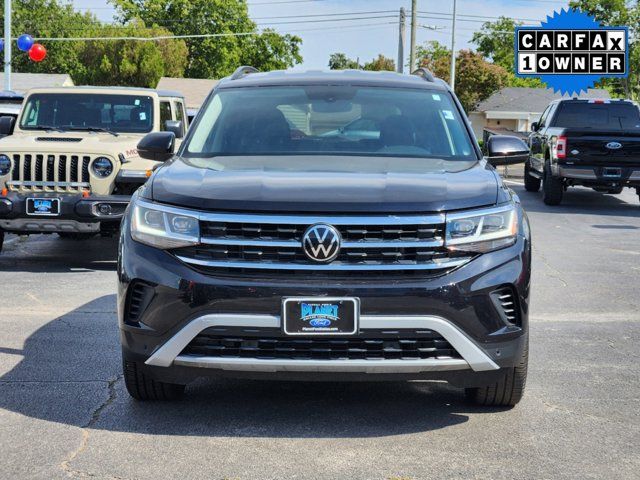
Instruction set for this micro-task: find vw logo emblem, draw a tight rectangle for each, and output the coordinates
[606,142,622,150]
[302,224,341,263]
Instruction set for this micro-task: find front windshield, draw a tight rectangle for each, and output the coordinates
[19,93,154,134]
[185,86,476,160]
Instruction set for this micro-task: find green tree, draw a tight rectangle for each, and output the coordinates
[471,18,543,88]
[112,0,303,78]
[363,54,395,71]
[569,0,640,99]
[419,47,509,112]
[76,22,188,87]
[328,52,359,70]
[416,41,450,70]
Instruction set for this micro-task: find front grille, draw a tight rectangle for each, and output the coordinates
[7,153,94,192]
[173,212,473,273]
[181,328,461,361]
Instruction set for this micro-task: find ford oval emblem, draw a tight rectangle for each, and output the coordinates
[606,142,623,150]
[309,318,332,328]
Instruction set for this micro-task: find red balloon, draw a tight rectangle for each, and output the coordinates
[28,44,46,62]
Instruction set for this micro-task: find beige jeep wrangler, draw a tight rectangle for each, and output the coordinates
[0,86,187,250]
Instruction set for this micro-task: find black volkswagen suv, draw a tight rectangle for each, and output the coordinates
[118,68,532,407]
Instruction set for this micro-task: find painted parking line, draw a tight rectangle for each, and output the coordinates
[504,179,525,186]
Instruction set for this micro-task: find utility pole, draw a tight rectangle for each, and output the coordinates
[3,0,11,91]
[449,0,457,91]
[397,7,406,74]
[409,0,417,73]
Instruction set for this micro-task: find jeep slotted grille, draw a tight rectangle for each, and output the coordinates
[8,153,93,192]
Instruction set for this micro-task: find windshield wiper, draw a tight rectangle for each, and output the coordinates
[29,125,69,133]
[65,126,119,137]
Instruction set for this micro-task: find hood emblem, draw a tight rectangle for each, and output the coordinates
[302,224,341,263]
[606,142,622,150]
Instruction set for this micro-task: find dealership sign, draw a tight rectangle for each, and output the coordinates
[515,9,628,95]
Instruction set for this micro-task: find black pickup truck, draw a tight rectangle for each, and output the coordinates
[525,98,640,205]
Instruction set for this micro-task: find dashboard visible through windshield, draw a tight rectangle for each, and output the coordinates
[186,86,477,160]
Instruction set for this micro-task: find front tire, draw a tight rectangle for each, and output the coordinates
[524,162,541,192]
[542,163,563,205]
[465,336,528,407]
[123,359,185,401]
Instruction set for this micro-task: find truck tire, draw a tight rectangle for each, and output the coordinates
[123,359,185,401]
[524,163,541,192]
[542,163,563,206]
[0,230,4,254]
[465,335,528,407]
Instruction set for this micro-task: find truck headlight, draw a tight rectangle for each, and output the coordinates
[131,201,200,249]
[92,157,113,177]
[0,154,11,176]
[445,205,518,253]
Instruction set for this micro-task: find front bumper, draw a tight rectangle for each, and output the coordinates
[118,211,531,386]
[0,191,129,233]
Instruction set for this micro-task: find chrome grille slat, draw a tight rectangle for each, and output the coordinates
[7,153,96,193]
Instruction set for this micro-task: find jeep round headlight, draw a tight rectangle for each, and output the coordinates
[92,157,113,177]
[0,154,11,176]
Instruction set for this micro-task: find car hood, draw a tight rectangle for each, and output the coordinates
[150,155,499,213]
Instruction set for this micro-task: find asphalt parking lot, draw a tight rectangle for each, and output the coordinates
[0,183,639,480]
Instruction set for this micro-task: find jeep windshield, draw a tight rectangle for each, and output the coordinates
[19,93,154,134]
[185,86,477,161]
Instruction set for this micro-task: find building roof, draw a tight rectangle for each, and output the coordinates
[156,77,219,109]
[0,73,74,93]
[475,87,611,113]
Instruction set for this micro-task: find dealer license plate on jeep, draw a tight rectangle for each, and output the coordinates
[26,198,61,216]
[282,297,359,335]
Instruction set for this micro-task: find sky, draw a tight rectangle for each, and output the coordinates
[71,0,571,70]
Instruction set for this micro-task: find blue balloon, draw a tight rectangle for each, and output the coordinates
[17,34,34,52]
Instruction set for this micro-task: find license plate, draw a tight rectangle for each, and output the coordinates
[282,297,359,336]
[26,198,61,216]
[602,167,622,178]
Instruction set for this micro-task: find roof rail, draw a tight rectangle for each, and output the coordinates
[411,68,435,83]
[230,66,259,81]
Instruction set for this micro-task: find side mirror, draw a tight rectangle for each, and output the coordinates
[164,120,184,139]
[486,135,530,166]
[530,122,539,132]
[137,132,176,162]
[0,116,15,136]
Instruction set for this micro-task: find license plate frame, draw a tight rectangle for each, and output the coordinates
[602,167,622,178]
[26,197,61,216]
[282,297,359,336]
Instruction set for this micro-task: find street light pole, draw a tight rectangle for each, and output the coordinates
[397,7,406,73]
[449,0,457,91]
[409,0,417,72]
[3,0,11,91]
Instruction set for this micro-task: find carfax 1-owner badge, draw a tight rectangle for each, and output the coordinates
[515,8,628,95]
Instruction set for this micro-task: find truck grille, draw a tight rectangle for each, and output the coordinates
[181,328,461,361]
[8,153,93,192]
[174,212,472,273]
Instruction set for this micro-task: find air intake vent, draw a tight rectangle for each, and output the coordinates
[491,287,520,325]
[125,282,155,325]
[35,137,82,142]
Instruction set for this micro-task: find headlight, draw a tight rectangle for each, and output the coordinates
[92,157,113,177]
[0,154,11,176]
[445,205,518,253]
[131,201,199,249]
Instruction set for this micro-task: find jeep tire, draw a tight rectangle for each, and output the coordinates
[524,163,541,192]
[465,335,528,407]
[123,359,185,401]
[542,163,563,205]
